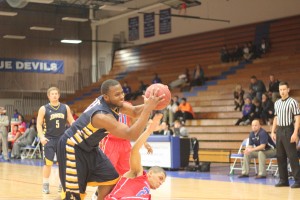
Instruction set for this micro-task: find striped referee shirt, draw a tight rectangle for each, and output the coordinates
[274,97,300,126]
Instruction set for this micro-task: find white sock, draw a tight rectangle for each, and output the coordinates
[43,178,49,184]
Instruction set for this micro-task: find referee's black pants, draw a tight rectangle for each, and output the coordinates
[276,126,300,183]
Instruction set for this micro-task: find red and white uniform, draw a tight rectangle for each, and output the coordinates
[105,171,151,200]
[100,112,131,175]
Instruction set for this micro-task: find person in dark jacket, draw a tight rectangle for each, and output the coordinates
[261,93,274,125]
[249,75,266,102]
[268,74,280,102]
[249,98,263,123]
[235,97,254,126]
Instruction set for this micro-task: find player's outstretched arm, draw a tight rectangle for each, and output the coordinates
[125,114,163,178]
[120,103,144,119]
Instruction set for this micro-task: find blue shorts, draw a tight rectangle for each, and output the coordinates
[43,137,59,165]
[57,135,119,199]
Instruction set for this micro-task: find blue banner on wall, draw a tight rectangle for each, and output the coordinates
[144,12,155,38]
[0,58,64,74]
[129,16,139,41]
[159,8,171,34]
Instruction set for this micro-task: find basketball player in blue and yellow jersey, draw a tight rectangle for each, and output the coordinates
[56,79,163,200]
[36,87,74,194]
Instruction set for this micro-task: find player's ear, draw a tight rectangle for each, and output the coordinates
[147,170,153,177]
[103,94,109,101]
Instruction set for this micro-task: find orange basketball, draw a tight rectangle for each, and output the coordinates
[145,83,171,110]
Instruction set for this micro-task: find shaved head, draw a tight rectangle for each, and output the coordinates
[251,119,261,133]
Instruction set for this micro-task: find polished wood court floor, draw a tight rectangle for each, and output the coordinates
[1,161,300,200]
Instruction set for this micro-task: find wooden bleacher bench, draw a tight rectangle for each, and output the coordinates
[190,150,231,163]
[63,15,300,164]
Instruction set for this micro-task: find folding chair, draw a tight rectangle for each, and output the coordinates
[229,138,257,175]
[266,157,278,175]
[271,159,293,178]
[20,137,42,159]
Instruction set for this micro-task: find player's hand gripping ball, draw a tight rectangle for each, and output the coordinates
[145,83,171,110]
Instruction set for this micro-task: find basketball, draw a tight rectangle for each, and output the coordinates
[145,83,171,110]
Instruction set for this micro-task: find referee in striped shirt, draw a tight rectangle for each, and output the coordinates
[271,81,300,188]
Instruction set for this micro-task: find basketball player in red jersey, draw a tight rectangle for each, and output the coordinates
[100,102,153,175]
[105,114,166,200]
[92,103,154,200]
[100,112,131,175]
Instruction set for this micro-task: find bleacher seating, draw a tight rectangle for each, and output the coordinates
[62,15,300,163]
[185,54,300,162]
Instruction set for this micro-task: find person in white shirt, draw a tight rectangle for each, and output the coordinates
[163,99,178,126]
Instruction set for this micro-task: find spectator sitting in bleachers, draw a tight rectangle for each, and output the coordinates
[173,95,181,106]
[173,120,189,138]
[220,40,269,64]
[165,95,180,122]
[235,97,254,126]
[169,70,189,90]
[131,81,148,100]
[249,75,266,102]
[220,45,230,63]
[231,44,243,62]
[243,43,252,61]
[159,121,173,136]
[234,84,245,111]
[174,98,195,124]
[122,81,132,101]
[11,123,37,159]
[153,121,173,136]
[248,41,258,59]
[249,98,263,124]
[268,74,280,103]
[12,109,20,120]
[180,68,191,92]
[152,73,162,84]
[257,38,270,57]
[190,64,205,87]
[163,99,178,126]
[261,93,274,125]
[184,68,191,84]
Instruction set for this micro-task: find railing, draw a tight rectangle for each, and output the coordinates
[1,66,92,119]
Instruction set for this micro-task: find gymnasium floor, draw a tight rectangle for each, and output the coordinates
[0,158,299,200]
